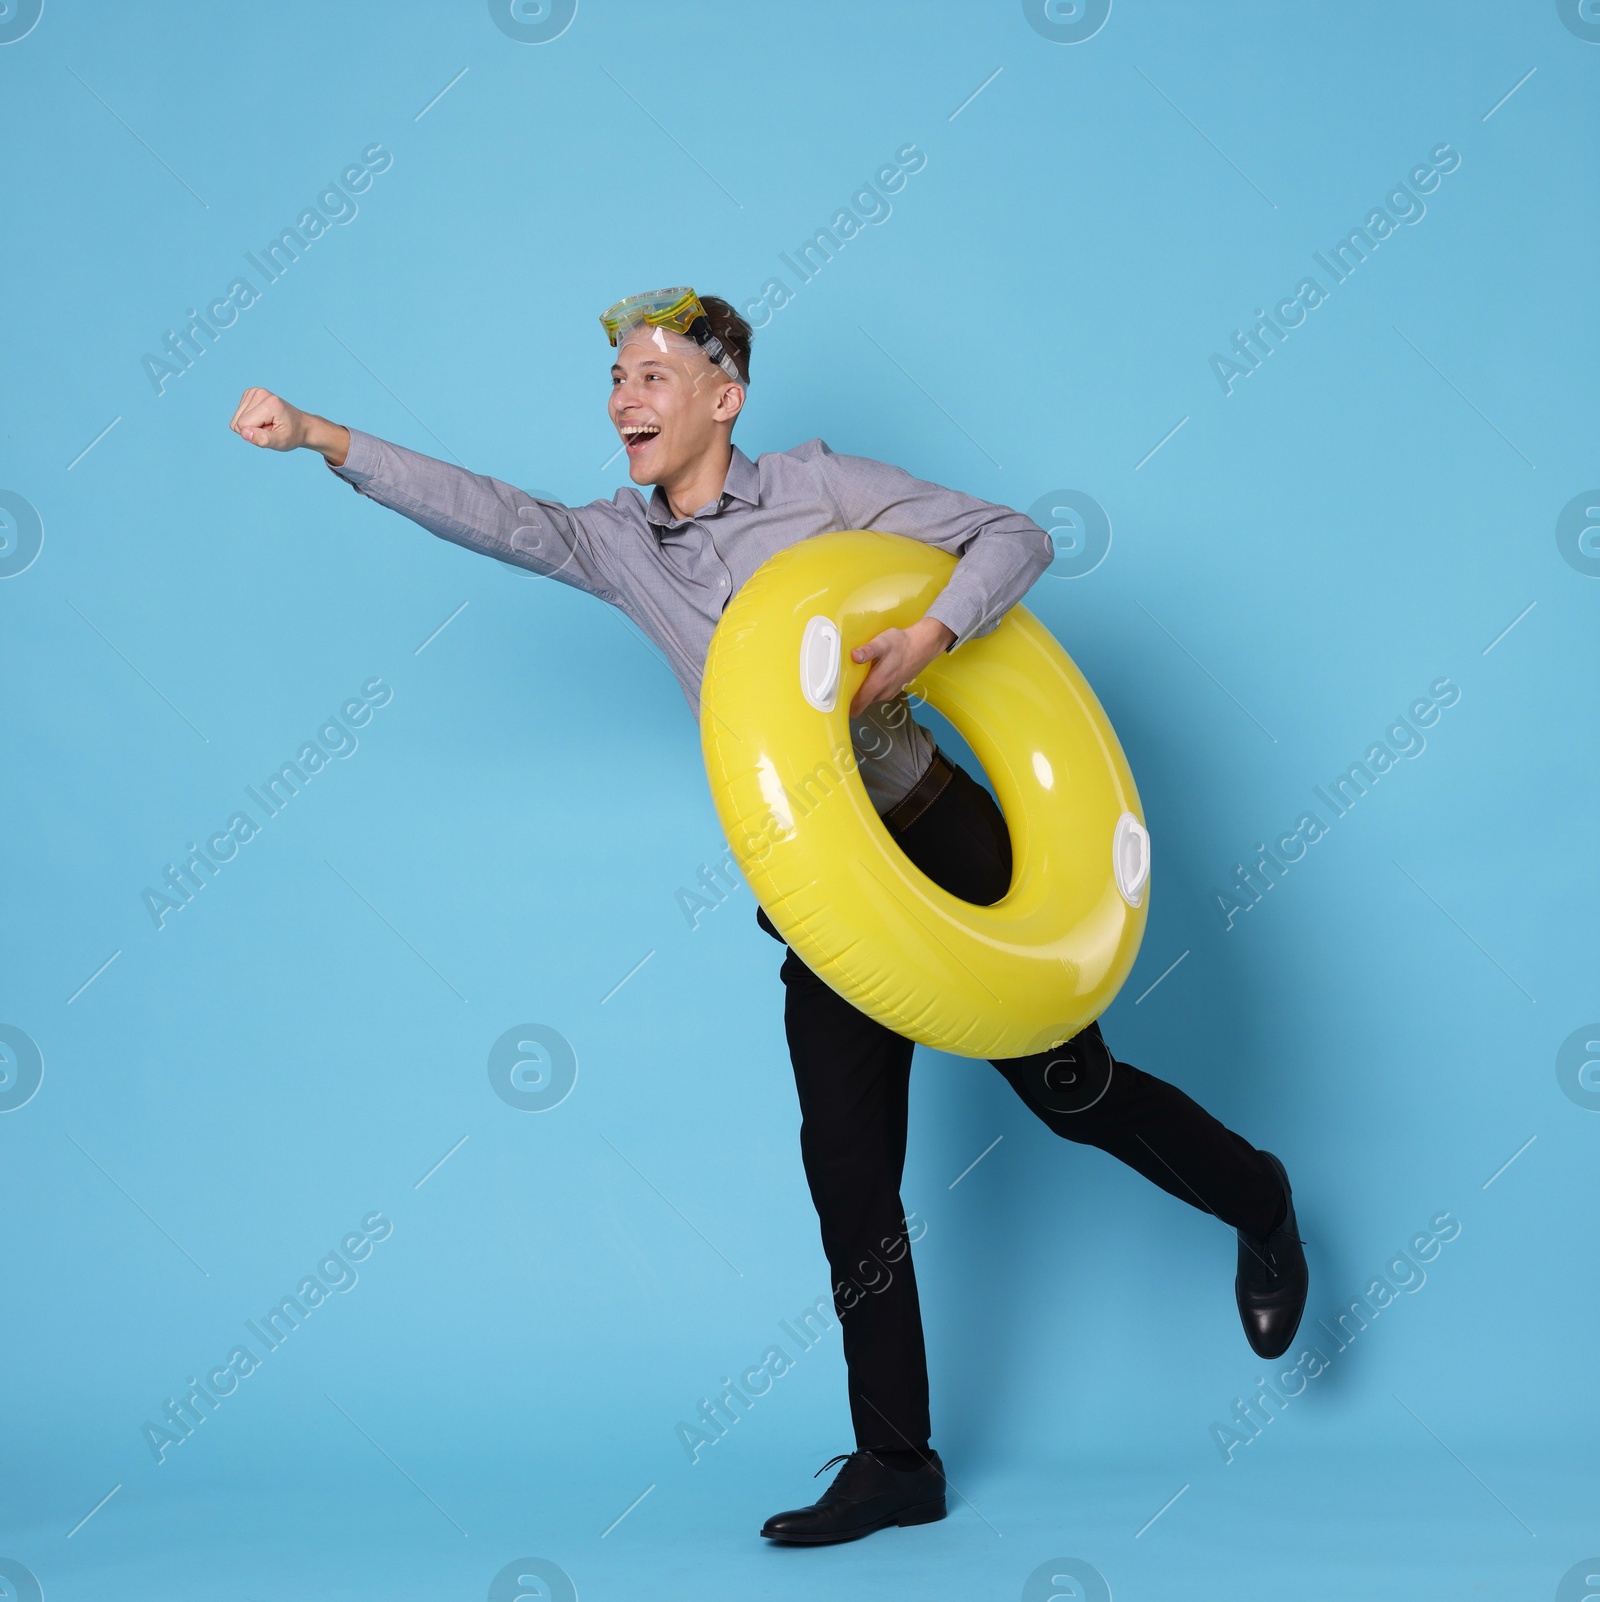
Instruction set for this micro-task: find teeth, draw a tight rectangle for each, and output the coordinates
[622,425,660,440]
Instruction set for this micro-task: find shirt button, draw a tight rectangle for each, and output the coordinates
[718,577,728,588]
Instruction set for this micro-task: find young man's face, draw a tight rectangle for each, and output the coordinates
[608,327,743,488]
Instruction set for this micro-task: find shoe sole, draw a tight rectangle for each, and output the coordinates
[761,1499,947,1544]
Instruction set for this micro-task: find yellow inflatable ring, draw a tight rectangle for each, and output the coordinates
[701,530,1150,1059]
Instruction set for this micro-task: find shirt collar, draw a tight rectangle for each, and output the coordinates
[646,444,759,528]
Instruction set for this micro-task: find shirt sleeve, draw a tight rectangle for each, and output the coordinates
[327,427,625,600]
[801,441,1054,649]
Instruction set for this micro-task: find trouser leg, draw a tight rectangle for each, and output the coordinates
[894,761,1284,1240]
[760,754,1283,1454]
[987,1024,1284,1237]
[775,937,931,1451]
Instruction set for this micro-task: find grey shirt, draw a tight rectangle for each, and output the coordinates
[329,429,1054,811]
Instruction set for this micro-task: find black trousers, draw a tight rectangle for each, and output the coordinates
[756,757,1283,1452]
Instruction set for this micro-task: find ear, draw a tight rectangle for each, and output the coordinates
[714,382,746,424]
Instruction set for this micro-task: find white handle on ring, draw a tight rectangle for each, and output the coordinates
[1112,812,1150,907]
[799,615,841,711]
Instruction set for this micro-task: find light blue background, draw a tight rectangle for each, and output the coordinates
[2,2,1597,1597]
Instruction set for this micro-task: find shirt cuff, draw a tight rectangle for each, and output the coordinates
[326,426,379,485]
[924,591,984,651]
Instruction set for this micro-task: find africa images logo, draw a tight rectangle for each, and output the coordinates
[140,146,394,397]
[140,678,392,930]
[1212,677,1460,930]
[1208,145,1461,397]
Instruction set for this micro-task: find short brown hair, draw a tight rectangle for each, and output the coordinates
[699,295,752,386]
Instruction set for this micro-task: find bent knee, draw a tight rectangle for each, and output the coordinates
[993,1024,1116,1122]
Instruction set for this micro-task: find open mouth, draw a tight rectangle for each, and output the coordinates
[621,424,661,455]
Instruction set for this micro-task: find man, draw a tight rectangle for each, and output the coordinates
[229,287,1308,1546]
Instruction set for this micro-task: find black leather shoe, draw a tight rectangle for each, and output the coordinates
[1235,1151,1308,1359]
[760,1449,947,1545]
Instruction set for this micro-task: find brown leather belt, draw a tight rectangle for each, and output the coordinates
[882,748,955,837]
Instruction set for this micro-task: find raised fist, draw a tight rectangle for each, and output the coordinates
[229,387,309,451]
